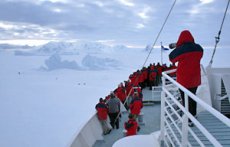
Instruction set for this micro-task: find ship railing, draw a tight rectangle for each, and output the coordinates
[68,112,103,147]
[151,86,162,102]
[216,94,228,101]
[160,68,230,147]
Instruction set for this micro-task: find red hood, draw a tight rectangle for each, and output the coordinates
[176,30,195,47]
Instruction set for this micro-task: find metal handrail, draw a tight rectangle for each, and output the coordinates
[161,68,230,147]
[162,70,230,127]
[163,86,222,146]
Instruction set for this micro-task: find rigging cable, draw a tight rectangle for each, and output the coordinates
[209,0,230,66]
[142,0,177,68]
[113,0,177,125]
[126,0,177,90]
[125,0,177,104]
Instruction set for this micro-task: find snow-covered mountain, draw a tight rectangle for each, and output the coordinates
[0,43,33,50]
[81,54,121,70]
[37,41,74,55]
[13,41,135,71]
[14,41,129,56]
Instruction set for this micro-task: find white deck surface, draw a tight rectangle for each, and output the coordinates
[112,134,159,147]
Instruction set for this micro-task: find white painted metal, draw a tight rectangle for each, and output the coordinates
[152,86,162,102]
[222,75,230,102]
[161,67,230,147]
[206,66,230,110]
[69,112,103,147]
[162,87,224,146]
[181,94,189,147]
[69,102,127,147]
[163,69,230,127]
[197,65,212,113]
[112,134,160,147]
[160,76,166,144]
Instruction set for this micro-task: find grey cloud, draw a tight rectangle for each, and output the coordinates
[0,0,141,29]
[0,0,229,46]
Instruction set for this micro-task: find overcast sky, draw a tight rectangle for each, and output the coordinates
[0,0,229,47]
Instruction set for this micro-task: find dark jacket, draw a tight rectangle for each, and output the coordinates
[169,30,203,88]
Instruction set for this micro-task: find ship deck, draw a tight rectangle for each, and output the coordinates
[93,88,161,147]
[93,86,230,147]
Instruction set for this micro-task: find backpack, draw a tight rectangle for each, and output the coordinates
[125,121,134,129]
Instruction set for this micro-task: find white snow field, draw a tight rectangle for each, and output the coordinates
[0,41,228,147]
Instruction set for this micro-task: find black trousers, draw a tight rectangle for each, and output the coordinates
[109,112,119,129]
[179,87,198,120]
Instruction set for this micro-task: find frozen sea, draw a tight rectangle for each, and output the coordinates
[0,42,229,147]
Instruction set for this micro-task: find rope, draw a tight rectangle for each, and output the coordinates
[112,0,177,126]
[142,0,177,68]
[209,0,230,66]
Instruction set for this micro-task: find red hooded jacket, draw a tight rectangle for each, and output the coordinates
[129,96,143,115]
[115,86,127,103]
[125,81,133,96]
[95,102,108,120]
[169,30,203,88]
[124,118,138,136]
[141,68,148,81]
[149,65,157,81]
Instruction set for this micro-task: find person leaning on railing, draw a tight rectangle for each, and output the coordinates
[169,30,203,126]
[95,98,112,135]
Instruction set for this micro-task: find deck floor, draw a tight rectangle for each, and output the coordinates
[192,111,230,146]
[166,110,230,146]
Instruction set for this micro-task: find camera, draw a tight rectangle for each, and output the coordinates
[169,43,176,49]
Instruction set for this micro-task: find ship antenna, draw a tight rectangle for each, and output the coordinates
[209,0,230,66]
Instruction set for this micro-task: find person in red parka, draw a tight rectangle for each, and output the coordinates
[115,83,127,104]
[169,30,203,125]
[129,92,143,119]
[95,98,112,135]
[125,80,133,96]
[148,64,157,90]
[115,83,128,109]
[156,62,163,85]
[124,114,139,136]
[141,67,148,89]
